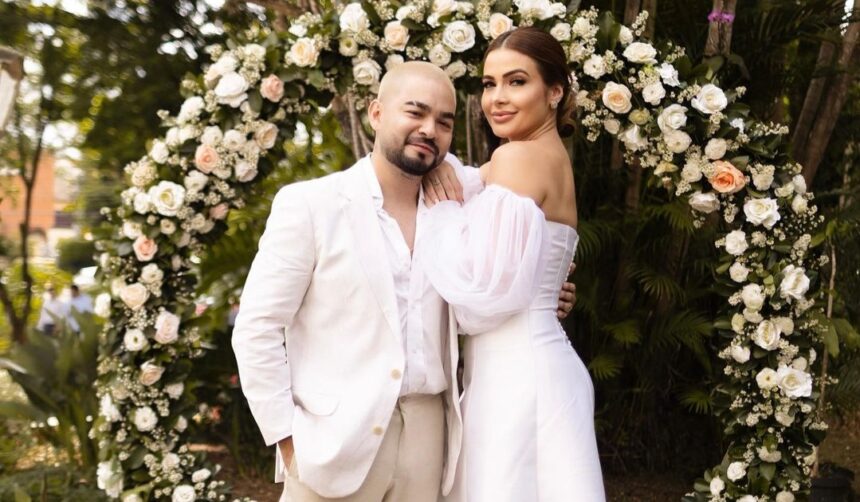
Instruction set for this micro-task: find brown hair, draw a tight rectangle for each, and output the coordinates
[484,26,576,137]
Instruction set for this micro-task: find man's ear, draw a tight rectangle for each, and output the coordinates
[367,99,383,132]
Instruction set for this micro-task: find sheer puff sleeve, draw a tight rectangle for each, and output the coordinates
[420,184,549,334]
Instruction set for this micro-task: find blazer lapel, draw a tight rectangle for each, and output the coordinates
[339,160,401,339]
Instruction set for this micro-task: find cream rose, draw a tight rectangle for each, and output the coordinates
[620,125,648,151]
[353,59,382,87]
[385,54,404,70]
[730,344,750,363]
[339,37,359,57]
[255,122,279,150]
[729,262,750,283]
[97,461,123,498]
[194,144,220,174]
[775,316,795,335]
[384,21,410,51]
[756,367,779,390]
[779,265,810,301]
[642,82,665,105]
[731,313,745,333]
[442,21,476,53]
[192,468,212,483]
[205,53,238,86]
[120,283,149,311]
[149,140,170,164]
[445,60,468,79]
[681,163,702,183]
[200,126,222,146]
[214,72,249,108]
[148,181,186,217]
[692,84,728,115]
[689,191,719,213]
[777,365,812,398]
[663,129,692,153]
[618,26,634,45]
[165,382,184,399]
[123,329,148,352]
[583,55,606,79]
[339,3,369,33]
[184,171,209,193]
[139,361,165,386]
[705,138,727,160]
[743,197,781,229]
[94,293,111,318]
[775,410,795,427]
[791,195,808,214]
[428,44,452,66]
[235,160,258,182]
[657,104,688,133]
[602,82,632,114]
[793,174,807,194]
[154,311,180,345]
[741,283,765,311]
[140,263,163,285]
[708,161,746,194]
[177,96,204,124]
[776,492,795,502]
[724,230,748,256]
[288,38,320,68]
[752,320,782,351]
[171,485,196,502]
[260,74,284,102]
[659,63,680,86]
[223,130,245,151]
[709,476,725,496]
[432,0,456,15]
[623,42,657,64]
[603,118,621,135]
[550,22,571,41]
[488,13,514,39]
[753,171,774,191]
[727,461,747,481]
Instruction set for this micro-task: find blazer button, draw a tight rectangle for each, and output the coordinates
[372,426,384,436]
[391,369,402,380]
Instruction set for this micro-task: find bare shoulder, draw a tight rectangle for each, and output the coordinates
[486,142,553,204]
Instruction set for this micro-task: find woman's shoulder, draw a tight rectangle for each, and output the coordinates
[486,142,556,203]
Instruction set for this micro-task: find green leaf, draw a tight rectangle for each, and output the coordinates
[833,318,860,349]
[13,484,32,502]
[587,353,624,380]
[823,319,840,358]
[604,320,642,346]
[759,462,776,481]
[360,0,382,26]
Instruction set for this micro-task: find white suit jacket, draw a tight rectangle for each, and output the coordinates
[232,156,463,498]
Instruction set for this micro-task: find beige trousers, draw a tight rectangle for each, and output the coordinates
[280,394,445,502]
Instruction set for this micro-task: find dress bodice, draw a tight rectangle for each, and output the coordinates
[530,222,578,312]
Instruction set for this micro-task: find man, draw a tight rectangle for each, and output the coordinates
[66,284,93,332]
[36,284,65,336]
[233,62,575,502]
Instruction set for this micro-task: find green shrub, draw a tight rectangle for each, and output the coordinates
[56,238,96,274]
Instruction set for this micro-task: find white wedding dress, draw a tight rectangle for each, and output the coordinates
[421,176,606,502]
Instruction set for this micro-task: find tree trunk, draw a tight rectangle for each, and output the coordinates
[791,40,836,157]
[800,0,859,183]
[468,94,489,164]
[704,0,737,56]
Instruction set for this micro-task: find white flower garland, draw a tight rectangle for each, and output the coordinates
[94,3,829,500]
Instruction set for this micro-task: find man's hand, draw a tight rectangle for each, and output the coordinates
[278,436,295,469]
[557,263,577,319]
[423,161,463,206]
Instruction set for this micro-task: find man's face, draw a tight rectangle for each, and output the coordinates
[370,76,456,176]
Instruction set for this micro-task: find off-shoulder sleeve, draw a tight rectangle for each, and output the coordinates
[420,184,549,334]
[445,153,484,202]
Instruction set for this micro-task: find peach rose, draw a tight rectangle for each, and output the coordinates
[260,74,284,102]
[132,235,158,262]
[708,160,746,194]
[194,144,220,174]
[209,203,229,220]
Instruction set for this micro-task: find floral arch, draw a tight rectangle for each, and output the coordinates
[93,2,830,501]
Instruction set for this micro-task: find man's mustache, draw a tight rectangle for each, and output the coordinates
[406,137,439,156]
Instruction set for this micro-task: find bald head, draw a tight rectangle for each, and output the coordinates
[377,61,456,105]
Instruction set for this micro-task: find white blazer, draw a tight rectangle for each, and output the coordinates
[232,157,463,498]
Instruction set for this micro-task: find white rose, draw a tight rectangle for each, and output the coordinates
[583,55,606,79]
[120,283,149,311]
[657,104,688,133]
[214,72,249,108]
[705,138,727,160]
[793,357,808,371]
[160,218,176,235]
[339,37,359,57]
[792,175,807,194]
[384,21,410,52]
[165,382,184,399]
[200,126,222,146]
[618,26,634,45]
[689,191,720,213]
[255,122,279,150]
[353,59,382,87]
[244,43,266,60]
[709,476,725,495]
[642,82,665,105]
[445,60,468,79]
[756,367,779,390]
[743,198,781,229]
[603,118,621,135]
[148,181,186,217]
[100,395,121,422]
[395,5,416,20]
[488,13,514,39]
[727,461,746,481]
[776,492,795,502]
[550,22,571,41]
[235,160,258,182]
[97,461,123,498]
[681,163,703,183]
[339,3,369,33]
[161,452,181,471]
[133,191,151,214]
[775,410,795,427]
[659,63,680,86]
[205,53,237,85]
[442,21,476,53]
[288,37,320,68]
[222,129,246,152]
[428,44,452,66]
[744,308,763,323]
[514,0,555,20]
[758,446,782,463]
[602,82,632,114]
[177,96,204,124]
[94,293,111,318]
[753,320,782,351]
[663,129,692,153]
[123,328,148,352]
[432,0,456,15]
[133,406,158,432]
[620,125,648,151]
[791,195,808,214]
[192,468,211,483]
[122,221,143,240]
[730,344,750,363]
[385,54,404,70]
[777,365,812,398]
[571,17,593,36]
[741,283,765,311]
[731,313,746,334]
[149,140,170,164]
[738,496,758,502]
[724,230,749,256]
[692,84,728,115]
[154,311,180,344]
[184,171,209,194]
[779,265,810,301]
[140,263,163,285]
[139,361,165,386]
[172,484,196,502]
[753,171,774,191]
[623,42,657,64]
[288,23,307,37]
[729,262,750,283]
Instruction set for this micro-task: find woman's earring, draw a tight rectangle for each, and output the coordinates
[550,100,559,110]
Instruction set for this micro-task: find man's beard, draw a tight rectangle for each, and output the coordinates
[383,136,442,176]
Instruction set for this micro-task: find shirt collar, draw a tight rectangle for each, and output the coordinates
[363,155,427,210]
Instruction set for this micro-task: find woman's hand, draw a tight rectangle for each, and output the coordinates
[423,161,464,207]
[557,263,577,319]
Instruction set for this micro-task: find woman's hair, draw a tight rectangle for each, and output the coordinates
[483,26,576,138]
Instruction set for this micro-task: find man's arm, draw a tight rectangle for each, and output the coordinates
[232,185,315,460]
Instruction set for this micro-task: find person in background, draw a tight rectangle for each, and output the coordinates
[66,284,94,332]
[36,284,65,336]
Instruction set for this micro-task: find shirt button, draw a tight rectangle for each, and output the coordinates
[372,426,384,436]
[391,369,402,380]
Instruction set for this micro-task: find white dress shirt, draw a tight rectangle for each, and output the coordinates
[363,161,448,397]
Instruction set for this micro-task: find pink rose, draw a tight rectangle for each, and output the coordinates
[260,74,285,102]
[132,235,158,262]
[209,203,229,220]
[194,144,220,174]
[708,160,746,194]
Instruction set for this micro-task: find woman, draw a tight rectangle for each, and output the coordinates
[421,27,605,501]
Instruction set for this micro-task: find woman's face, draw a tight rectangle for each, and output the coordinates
[481,48,562,141]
